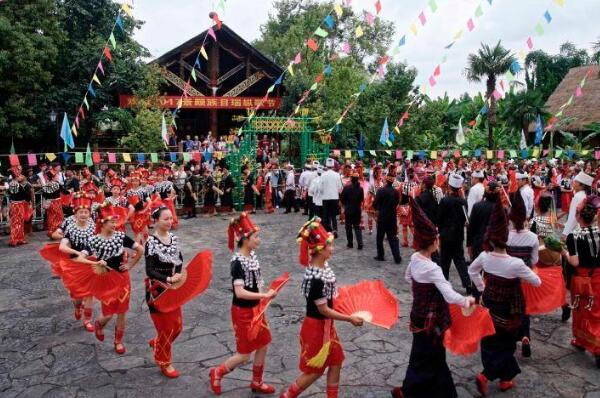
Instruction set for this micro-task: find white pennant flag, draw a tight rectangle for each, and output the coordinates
[455,117,465,145]
[520,129,527,150]
[161,113,169,145]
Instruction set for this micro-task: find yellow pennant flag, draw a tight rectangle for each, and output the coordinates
[71,125,78,137]
[334,3,343,17]
[177,98,183,109]
[121,3,134,17]
[344,150,351,158]
[385,150,392,156]
[287,63,294,76]
[453,30,463,40]
[369,150,376,156]
[122,153,131,162]
[200,46,208,60]
[553,0,565,6]
[92,74,102,86]
[581,149,589,156]
[532,148,540,158]
[46,153,57,162]
[410,23,418,36]
[355,26,364,38]
[336,116,344,125]
[486,150,493,159]
[430,150,437,159]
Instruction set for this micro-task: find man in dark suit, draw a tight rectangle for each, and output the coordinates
[416,176,439,226]
[340,171,364,249]
[467,181,500,261]
[373,170,401,264]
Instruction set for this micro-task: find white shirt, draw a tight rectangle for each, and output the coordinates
[508,230,539,266]
[519,185,535,219]
[309,175,323,206]
[467,182,484,216]
[285,170,295,191]
[320,170,343,200]
[468,252,541,292]
[298,170,311,189]
[563,190,586,237]
[305,171,317,196]
[405,253,470,308]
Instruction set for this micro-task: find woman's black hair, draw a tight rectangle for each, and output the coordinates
[580,205,597,225]
[237,235,248,248]
[538,195,552,214]
[151,206,170,220]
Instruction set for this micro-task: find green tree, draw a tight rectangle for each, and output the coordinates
[465,41,516,149]
[498,89,547,137]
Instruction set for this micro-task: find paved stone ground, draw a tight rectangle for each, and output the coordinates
[1,211,599,398]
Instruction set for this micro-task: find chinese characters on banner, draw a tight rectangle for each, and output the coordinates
[119,95,282,110]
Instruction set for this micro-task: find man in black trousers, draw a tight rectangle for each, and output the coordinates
[437,173,471,292]
[340,170,364,250]
[467,181,500,261]
[373,168,401,264]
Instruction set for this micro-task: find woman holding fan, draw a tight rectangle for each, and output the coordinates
[391,199,475,398]
[209,212,277,395]
[279,217,363,398]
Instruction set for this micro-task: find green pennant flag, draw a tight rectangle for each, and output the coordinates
[109,32,117,49]
[509,150,517,158]
[310,82,318,91]
[535,23,544,36]
[151,153,158,163]
[555,149,562,157]
[183,152,191,162]
[75,152,84,163]
[85,143,93,167]
[191,69,197,82]
[462,150,470,156]
[407,150,414,159]
[428,0,438,12]
[474,4,483,17]
[10,139,15,154]
[83,96,90,110]
[386,140,392,147]
[314,27,328,38]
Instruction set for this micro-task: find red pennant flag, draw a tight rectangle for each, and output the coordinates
[433,65,441,76]
[379,55,390,65]
[315,74,324,83]
[103,47,113,62]
[79,107,86,120]
[193,152,201,162]
[92,152,101,164]
[9,154,20,166]
[454,150,461,158]
[307,39,319,52]
[468,120,476,127]
[375,0,382,14]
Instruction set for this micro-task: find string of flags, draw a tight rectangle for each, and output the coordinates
[545,66,595,131]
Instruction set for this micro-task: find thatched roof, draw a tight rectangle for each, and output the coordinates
[543,65,600,132]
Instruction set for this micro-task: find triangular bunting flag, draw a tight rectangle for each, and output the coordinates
[103,47,112,62]
[92,74,102,86]
[121,3,133,17]
[109,32,117,49]
[200,46,208,60]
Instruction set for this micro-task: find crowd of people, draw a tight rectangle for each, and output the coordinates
[3,152,600,397]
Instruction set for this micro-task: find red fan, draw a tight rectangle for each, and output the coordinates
[152,250,213,313]
[522,266,566,315]
[60,258,128,302]
[248,272,290,340]
[39,243,66,277]
[334,280,399,329]
[444,304,495,356]
[60,192,72,207]
[112,206,129,229]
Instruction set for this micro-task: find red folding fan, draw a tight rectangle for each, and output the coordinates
[522,266,566,315]
[444,304,495,356]
[60,192,72,207]
[60,258,128,302]
[112,206,129,229]
[334,280,399,329]
[152,250,213,313]
[248,272,290,340]
[39,243,66,277]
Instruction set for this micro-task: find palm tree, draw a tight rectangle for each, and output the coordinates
[465,41,516,148]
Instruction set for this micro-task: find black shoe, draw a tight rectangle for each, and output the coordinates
[561,305,571,322]
[595,355,600,369]
[394,258,402,265]
[302,213,308,216]
[333,231,338,239]
[357,245,363,250]
[346,244,353,249]
[374,256,385,261]
[521,338,531,358]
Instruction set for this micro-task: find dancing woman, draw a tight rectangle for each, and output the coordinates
[42,169,64,238]
[209,212,277,395]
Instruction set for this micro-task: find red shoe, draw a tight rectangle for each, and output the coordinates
[476,373,488,397]
[74,305,82,321]
[250,381,276,394]
[571,339,585,351]
[499,380,515,392]
[114,342,126,355]
[391,387,404,398]
[94,321,104,342]
[159,365,180,378]
[83,321,95,333]
[209,368,222,395]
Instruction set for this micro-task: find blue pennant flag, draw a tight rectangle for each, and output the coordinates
[521,149,529,158]
[116,14,124,31]
[169,152,177,162]
[324,64,332,76]
[544,10,552,23]
[445,42,455,49]
[194,56,202,69]
[171,109,178,117]
[480,105,488,115]
[474,149,482,157]
[275,75,283,85]
[487,0,493,4]
[88,83,96,98]
[511,61,521,74]
[418,150,425,159]
[60,112,75,149]
[359,83,367,93]
[137,153,145,163]
[358,134,365,150]
[324,15,334,29]
[62,152,72,162]
[379,118,389,145]
[534,114,543,145]
[398,35,406,46]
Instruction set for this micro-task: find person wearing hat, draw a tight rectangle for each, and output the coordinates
[126,172,152,244]
[42,169,65,238]
[7,167,33,247]
[391,199,475,398]
[308,166,324,219]
[340,170,364,250]
[515,171,534,221]
[416,176,439,228]
[210,213,278,395]
[467,182,501,262]
[467,169,485,217]
[468,200,541,395]
[437,173,471,292]
[299,163,313,216]
[154,168,179,229]
[279,218,363,398]
[284,163,300,214]
[320,158,343,236]
[562,195,600,368]
[562,171,594,241]
[373,167,402,264]
[89,202,144,355]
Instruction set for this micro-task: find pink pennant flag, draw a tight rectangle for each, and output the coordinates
[287,118,296,127]
[441,150,448,158]
[575,86,583,97]
[429,75,437,87]
[97,60,105,76]
[396,150,403,159]
[526,37,533,49]
[207,27,217,42]
[467,18,475,31]
[433,65,441,76]
[419,12,426,26]
[595,150,600,160]
[543,149,549,156]
[294,52,302,64]
[74,115,80,129]
[453,150,461,158]
[497,150,505,159]
[375,0,382,14]
[27,154,37,166]
[366,12,375,26]
[492,89,502,100]
[108,153,116,163]
[343,42,351,54]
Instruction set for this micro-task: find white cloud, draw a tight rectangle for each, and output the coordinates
[130,0,599,98]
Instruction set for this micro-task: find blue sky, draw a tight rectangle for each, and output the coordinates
[129,0,599,98]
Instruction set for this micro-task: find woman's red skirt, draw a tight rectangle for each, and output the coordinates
[231,305,272,354]
[46,198,64,237]
[299,317,344,374]
[398,205,412,226]
[572,268,600,355]
[101,272,131,316]
[561,191,573,213]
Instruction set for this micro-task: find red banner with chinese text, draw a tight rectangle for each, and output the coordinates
[119,95,282,110]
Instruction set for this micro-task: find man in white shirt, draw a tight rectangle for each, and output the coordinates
[298,163,312,215]
[305,161,319,219]
[467,170,485,216]
[308,166,323,219]
[283,163,299,213]
[320,158,343,236]
[516,172,534,220]
[562,171,593,240]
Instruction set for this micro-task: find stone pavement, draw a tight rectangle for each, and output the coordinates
[1,212,598,398]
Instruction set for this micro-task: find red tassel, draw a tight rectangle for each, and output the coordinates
[299,239,309,267]
[228,224,235,251]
